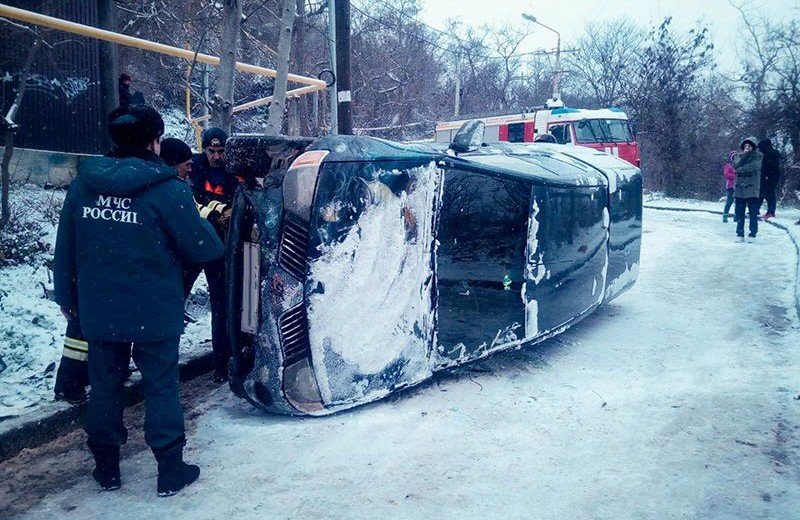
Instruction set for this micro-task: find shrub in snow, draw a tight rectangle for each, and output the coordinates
[0,218,51,267]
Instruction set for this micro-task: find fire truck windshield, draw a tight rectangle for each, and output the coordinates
[575,119,632,144]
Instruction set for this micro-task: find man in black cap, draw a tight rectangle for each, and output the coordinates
[186,127,248,382]
[54,104,224,496]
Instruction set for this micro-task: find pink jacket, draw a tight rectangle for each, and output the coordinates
[724,152,737,189]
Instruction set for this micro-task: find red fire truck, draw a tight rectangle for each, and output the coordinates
[435,106,640,167]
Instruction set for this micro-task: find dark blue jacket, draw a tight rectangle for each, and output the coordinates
[54,150,224,342]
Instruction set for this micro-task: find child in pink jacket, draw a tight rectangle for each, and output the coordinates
[723,150,737,222]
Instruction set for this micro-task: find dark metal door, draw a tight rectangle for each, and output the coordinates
[435,167,530,366]
[524,184,609,338]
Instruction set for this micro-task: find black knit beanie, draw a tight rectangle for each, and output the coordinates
[159,138,193,166]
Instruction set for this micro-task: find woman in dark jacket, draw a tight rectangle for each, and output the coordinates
[732,136,763,241]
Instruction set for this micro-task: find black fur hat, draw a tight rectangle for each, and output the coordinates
[108,104,164,149]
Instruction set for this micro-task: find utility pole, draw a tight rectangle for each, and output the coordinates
[96,0,117,150]
[334,0,352,134]
[327,0,338,134]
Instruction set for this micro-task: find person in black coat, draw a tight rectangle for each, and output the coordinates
[758,138,782,220]
[185,127,253,382]
[118,73,132,108]
[54,104,224,496]
[160,137,194,180]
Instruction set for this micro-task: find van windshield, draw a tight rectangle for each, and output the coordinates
[575,119,632,143]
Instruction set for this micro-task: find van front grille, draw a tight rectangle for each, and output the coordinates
[278,216,309,280]
[279,304,311,366]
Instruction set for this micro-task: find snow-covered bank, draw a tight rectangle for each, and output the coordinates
[17,208,800,520]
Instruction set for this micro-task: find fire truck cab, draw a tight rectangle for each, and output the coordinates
[435,107,640,167]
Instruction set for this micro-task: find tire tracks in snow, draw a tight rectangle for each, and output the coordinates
[645,204,800,486]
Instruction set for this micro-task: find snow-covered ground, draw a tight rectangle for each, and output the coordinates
[0,185,211,423]
[14,207,800,519]
[161,108,196,146]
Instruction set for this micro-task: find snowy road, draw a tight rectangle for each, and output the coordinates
[16,209,800,520]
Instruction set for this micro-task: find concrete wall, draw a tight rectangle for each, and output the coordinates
[1,147,94,187]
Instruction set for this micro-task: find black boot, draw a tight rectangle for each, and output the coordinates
[153,442,200,497]
[88,443,121,491]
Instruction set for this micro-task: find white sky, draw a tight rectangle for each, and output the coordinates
[417,0,799,73]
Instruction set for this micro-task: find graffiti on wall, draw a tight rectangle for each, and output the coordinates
[2,71,96,103]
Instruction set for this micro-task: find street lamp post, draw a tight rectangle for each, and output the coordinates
[522,13,561,105]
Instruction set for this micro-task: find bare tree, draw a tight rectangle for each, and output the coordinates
[211,0,243,133]
[626,18,714,197]
[565,19,645,107]
[487,24,533,110]
[1,39,40,230]
[729,2,800,201]
[265,0,296,135]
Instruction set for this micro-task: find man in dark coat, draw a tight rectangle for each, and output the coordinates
[160,137,194,180]
[185,127,250,382]
[758,138,782,220]
[53,104,224,496]
[733,136,764,241]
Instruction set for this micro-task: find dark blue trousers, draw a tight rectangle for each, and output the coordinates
[760,187,777,215]
[86,337,184,450]
[735,197,760,237]
[184,256,230,370]
[723,188,734,216]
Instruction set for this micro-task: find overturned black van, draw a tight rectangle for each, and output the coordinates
[224,123,642,415]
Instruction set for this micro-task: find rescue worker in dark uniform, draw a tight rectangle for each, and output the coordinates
[185,128,251,382]
[52,149,193,406]
[160,138,204,304]
[53,104,224,496]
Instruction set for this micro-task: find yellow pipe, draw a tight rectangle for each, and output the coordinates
[191,84,321,124]
[0,4,327,89]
